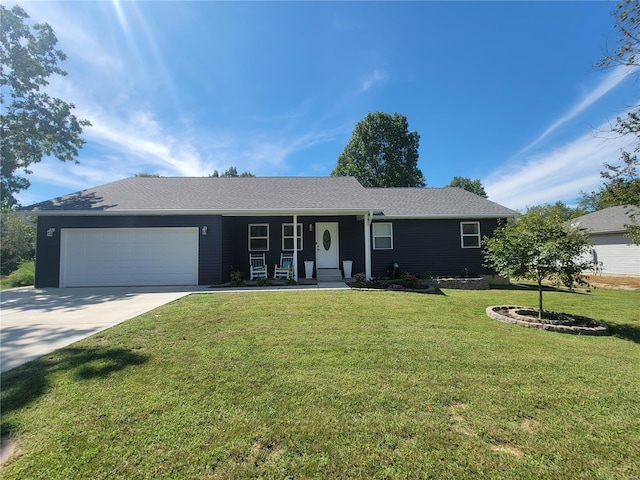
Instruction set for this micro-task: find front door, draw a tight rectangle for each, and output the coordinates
[316,222,339,268]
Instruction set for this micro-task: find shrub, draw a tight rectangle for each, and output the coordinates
[229,269,244,287]
[257,277,271,287]
[402,272,419,289]
[367,276,385,289]
[5,260,35,287]
[1,209,35,275]
[353,272,367,286]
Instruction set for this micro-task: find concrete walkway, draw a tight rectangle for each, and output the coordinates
[0,282,349,373]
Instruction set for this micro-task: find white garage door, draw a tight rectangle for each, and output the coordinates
[60,228,199,287]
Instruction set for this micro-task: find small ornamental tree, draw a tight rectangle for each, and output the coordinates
[483,207,595,319]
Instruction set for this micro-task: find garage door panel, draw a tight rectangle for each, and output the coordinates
[61,228,198,287]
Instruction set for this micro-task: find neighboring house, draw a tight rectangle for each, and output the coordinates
[20,177,516,288]
[573,205,640,276]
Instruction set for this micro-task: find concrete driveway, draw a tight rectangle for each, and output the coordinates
[0,286,204,373]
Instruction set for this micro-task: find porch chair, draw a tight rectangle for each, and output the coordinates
[249,253,268,280]
[273,252,295,279]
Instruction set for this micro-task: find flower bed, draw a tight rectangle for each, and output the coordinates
[486,305,610,335]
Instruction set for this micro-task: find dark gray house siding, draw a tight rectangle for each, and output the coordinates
[221,215,366,280]
[35,216,62,288]
[370,218,502,278]
[33,214,505,287]
[35,215,222,288]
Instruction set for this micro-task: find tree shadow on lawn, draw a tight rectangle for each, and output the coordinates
[490,283,640,344]
[0,346,148,438]
[490,282,589,294]
[609,323,640,344]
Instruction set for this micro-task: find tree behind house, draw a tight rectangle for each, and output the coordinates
[332,112,425,187]
[209,166,255,178]
[447,177,487,198]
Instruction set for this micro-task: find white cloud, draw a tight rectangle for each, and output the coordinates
[360,69,388,93]
[485,60,638,212]
[516,65,635,156]
[23,1,125,75]
[16,81,339,204]
[484,121,635,210]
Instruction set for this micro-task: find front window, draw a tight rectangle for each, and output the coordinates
[282,223,303,250]
[373,222,393,250]
[249,224,269,251]
[461,222,481,248]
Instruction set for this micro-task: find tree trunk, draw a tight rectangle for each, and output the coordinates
[537,277,543,320]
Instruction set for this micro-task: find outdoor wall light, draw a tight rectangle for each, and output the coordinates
[201,226,208,236]
[308,224,313,232]
[46,227,56,238]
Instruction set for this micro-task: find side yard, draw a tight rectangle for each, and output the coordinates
[1,287,638,479]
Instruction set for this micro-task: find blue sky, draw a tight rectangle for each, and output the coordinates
[12,1,639,210]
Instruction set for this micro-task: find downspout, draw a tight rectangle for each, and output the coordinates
[364,210,373,280]
[293,214,298,282]
[19,212,37,229]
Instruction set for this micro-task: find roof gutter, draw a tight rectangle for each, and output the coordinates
[375,213,517,220]
[20,208,386,217]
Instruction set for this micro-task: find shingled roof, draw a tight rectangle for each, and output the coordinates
[573,205,640,234]
[22,176,381,215]
[367,187,517,218]
[22,177,517,218]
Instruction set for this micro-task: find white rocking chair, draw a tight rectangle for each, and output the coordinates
[249,253,268,280]
[273,253,294,279]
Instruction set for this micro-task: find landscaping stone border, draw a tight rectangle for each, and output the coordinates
[349,284,440,294]
[348,277,490,290]
[486,306,610,335]
[423,278,490,290]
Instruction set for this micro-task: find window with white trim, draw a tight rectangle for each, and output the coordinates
[249,224,269,251]
[282,223,303,251]
[373,222,393,249]
[461,221,481,248]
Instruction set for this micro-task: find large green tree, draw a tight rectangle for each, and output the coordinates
[332,112,425,187]
[483,206,594,319]
[447,176,487,198]
[1,4,90,207]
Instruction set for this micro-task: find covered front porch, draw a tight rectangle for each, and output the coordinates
[219,212,376,283]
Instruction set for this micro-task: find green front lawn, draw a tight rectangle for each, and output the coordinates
[2,288,639,479]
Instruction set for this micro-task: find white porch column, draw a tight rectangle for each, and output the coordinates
[364,211,373,280]
[293,214,298,282]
